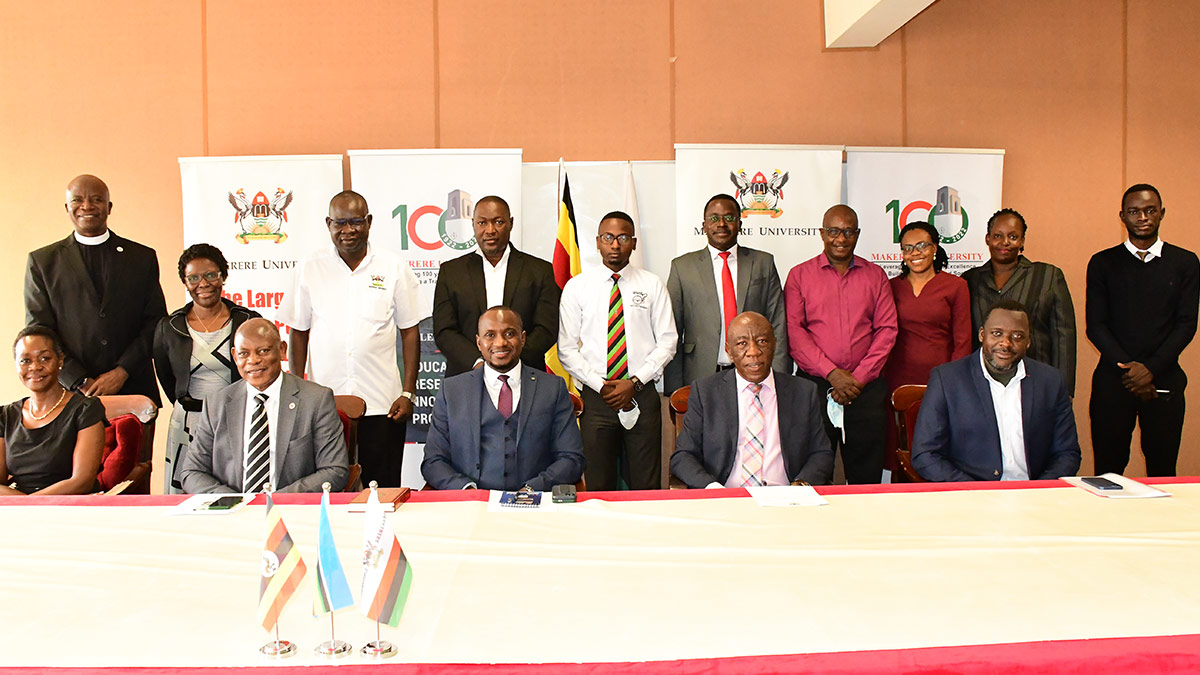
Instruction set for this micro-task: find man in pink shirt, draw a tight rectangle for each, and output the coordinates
[670,312,833,488]
[784,205,898,483]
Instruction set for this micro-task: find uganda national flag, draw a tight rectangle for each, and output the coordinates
[257,493,307,632]
[313,488,355,616]
[547,159,582,393]
[359,486,414,627]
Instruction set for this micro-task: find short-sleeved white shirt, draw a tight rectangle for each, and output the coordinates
[276,245,422,416]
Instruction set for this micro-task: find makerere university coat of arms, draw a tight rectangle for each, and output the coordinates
[229,188,292,243]
[730,169,789,218]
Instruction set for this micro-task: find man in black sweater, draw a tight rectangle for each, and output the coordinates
[1086,183,1199,476]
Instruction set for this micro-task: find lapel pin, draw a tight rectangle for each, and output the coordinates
[116,246,124,253]
[289,402,296,410]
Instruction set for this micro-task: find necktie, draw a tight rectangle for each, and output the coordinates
[244,393,270,493]
[498,374,513,419]
[741,383,765,487]
[719,251,737,331]
[607,273,629,380]
[1137,250,1149,262]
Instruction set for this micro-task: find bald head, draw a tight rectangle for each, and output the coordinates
[822,204,857,228]
[232,318,286,390]
[327,190,372,262]
[725,311,776,383]
[820,204,860,267]
[65,174,112,237]
[329,190,368,215]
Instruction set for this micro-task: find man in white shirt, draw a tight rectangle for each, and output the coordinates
[665,193,789,395]
[670,312,832,488]
[180,319,348,494]
[276,191,421,487]
[911,300,1081,482]
[559,211,677,490]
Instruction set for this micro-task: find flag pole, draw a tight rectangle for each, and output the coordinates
[360,481,399,658]
[258,483,296,658]
[314,482,352,657]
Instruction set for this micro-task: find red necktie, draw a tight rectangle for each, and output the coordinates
[498,374,513,418]
[719,251,736,330]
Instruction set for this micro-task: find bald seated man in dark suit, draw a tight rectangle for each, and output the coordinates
[671,311,833,488]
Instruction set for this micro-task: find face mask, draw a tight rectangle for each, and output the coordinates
[617,400,641,430]
[826,390,846,444]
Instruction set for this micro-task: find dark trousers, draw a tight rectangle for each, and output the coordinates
[799,374,888,484]
[579,385,662,491]
[357,414,408,487]
[1090,366,1187,477]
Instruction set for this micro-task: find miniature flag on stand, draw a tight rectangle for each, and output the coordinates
[360,484,414,627]
[313,488,354,616]
[547,159,582,393]
[258,492,307,632]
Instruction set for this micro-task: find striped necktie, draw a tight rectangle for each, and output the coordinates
[243,393,270,493]
[740,383,765,487]
[607,273,629,380]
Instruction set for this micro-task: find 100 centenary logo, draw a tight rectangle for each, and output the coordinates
[886,185,970,244]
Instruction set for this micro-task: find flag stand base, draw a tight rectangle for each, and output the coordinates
[259,640,296,658]
[361,640,397,658]
[314,640,352,657]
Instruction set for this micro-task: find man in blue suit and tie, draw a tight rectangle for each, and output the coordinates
[421,306,585,490]
[912,299,1081,481]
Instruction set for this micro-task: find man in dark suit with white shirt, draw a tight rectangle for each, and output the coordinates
[665,193,789,394]
[670,312,833,488]
[432,195,559,377]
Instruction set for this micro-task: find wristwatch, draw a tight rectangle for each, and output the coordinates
[630,376,644,392]
[399,391,415,402]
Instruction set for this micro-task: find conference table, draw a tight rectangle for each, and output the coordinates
[4,479,1200,673]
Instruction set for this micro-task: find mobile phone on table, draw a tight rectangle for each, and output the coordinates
[206,495,244,510]
[1081,476,1123,491]
[552,484,577,503]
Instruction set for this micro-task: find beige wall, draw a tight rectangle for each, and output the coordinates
[3,0,1198,480]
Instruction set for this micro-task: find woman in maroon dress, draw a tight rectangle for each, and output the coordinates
[884,222,972,476]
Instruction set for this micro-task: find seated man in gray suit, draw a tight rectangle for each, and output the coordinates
[665,193,789,394]
[421,306,584,490]
[671,312,833,487]
[180,318,348,493]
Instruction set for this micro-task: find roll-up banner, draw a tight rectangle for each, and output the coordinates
[349,149,523,487]
[845,147,1004,277]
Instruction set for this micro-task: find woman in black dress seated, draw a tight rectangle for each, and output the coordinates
[1,326,106,495]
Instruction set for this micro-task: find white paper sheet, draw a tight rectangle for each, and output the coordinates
[746,485,829,507]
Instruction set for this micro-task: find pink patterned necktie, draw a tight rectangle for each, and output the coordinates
[740,383,765,487]
[498,374,513,419]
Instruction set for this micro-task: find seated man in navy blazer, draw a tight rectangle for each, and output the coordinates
[421,306,584,490]
[670,312,833,487]
[912,299,1081,481]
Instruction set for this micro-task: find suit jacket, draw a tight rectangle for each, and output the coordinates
[152,299,260,407]
[179,372,349,493]
[421,365,584,490]
[665,246,790,393]
[911,351,1081,482]
[432,247,559,377]
[670,369,833,487]
[25,232,167,404]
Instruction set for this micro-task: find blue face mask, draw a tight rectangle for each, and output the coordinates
[826,389,846,444]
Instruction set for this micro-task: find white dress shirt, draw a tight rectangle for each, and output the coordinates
[482,363,522,413]
[1124,238,1165,263]
[723,371,788,487]
[482,246,511,309]
[242,375,284,490]
[275,245,422,416]
[708,244,738,366]
[558,264,678,393]
[980,351,1029,480]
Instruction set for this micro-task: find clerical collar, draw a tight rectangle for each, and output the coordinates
[74,230,111,246]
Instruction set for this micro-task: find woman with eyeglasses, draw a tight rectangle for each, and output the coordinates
[884,221,972,392]
[1,326,106,495]
[961,208,1076,396]
[152,244,260,493]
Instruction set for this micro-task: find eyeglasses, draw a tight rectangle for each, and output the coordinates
[184,271,222,285]
[900,241,935,254]
[599,233,633,244]
[706,214,738,225]
[822,227,860,239]
[1123,206,1160,219]
[327,217,369,230]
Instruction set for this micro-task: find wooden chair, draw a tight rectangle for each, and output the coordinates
[666,386,691,489]
[334,394,366,492]
[99,395,158,494]
[890,385,928,483]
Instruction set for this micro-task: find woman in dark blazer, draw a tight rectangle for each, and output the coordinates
[153,244,259,493]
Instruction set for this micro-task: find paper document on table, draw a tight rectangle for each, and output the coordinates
[1061,473,1171,499]
[747,485,828,507]
[487,490,558,512]
[165,493,252,515]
